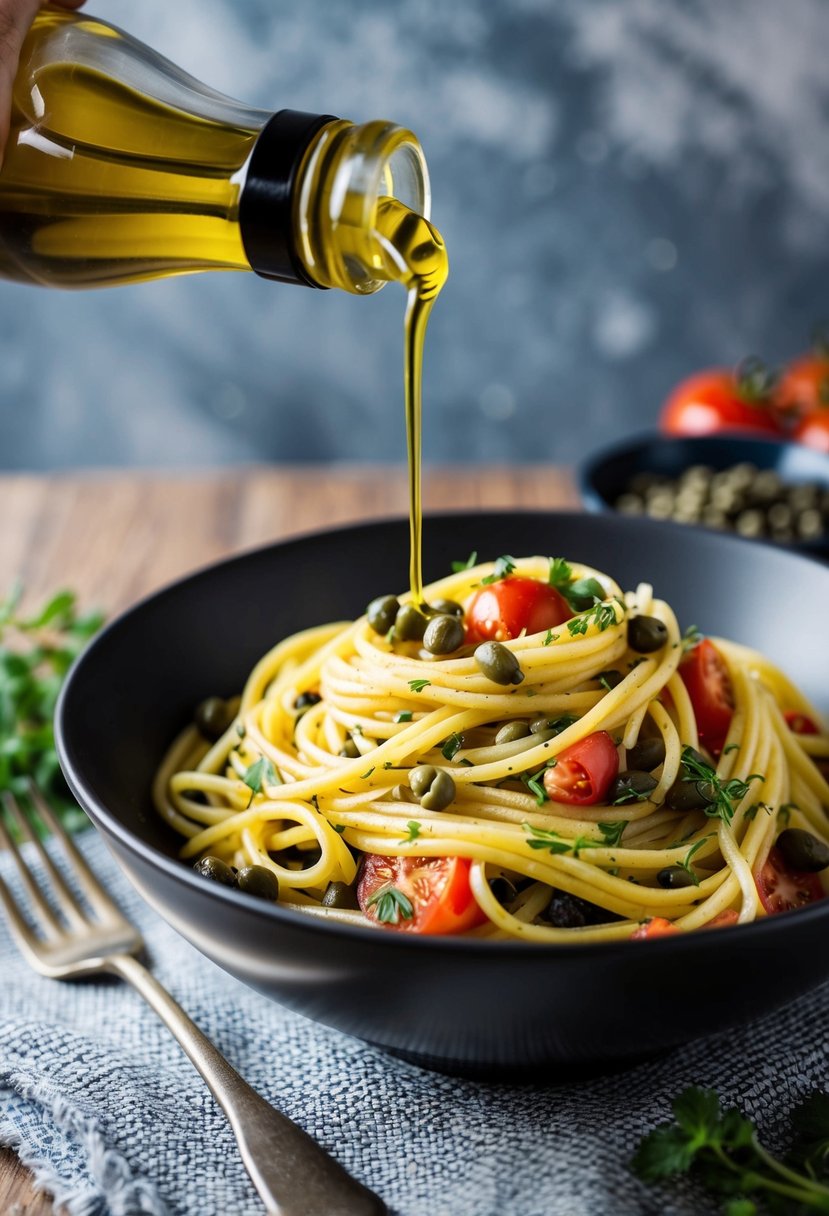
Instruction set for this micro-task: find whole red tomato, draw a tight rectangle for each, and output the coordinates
[660,361,783,439]
[792,409,829,453]
[775,351,829,420]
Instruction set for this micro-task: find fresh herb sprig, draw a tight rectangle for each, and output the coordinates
[0,584,103,831]
[548,556,607,613]
[523,822,602,859]
[633,1086,829,1214]
[480,555,517,585]
[676,747,763,827]
[366,884,414,925]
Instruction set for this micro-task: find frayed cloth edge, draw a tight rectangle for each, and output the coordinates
[0,1067,170,1216]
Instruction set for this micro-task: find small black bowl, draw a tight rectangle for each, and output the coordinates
[579,432,829,560]
[56,512,829,1078]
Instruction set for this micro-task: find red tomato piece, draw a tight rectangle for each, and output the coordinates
[775,353,829,420]
[678,638,734,754]
[704,909,740,929]
[465,576,571,643]
[792,409,829,454]
[659,367,782,438]
[754,846,824,916]
[357,853,485,935]
[631,917,680,940]
[542,731,619,806]
[784,710,819,735]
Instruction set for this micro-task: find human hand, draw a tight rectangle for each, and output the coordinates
[0,0,86,163]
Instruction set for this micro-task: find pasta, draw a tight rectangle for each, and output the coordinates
[153,555,829,942]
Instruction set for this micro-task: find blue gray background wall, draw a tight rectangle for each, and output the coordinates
[0,0,826,469]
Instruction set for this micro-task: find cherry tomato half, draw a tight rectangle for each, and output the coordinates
[784,710,819,735]
[542,731,619,806]
[678,639,734,755]
[754,846,824,916]
[630,917,680,940]
[357,854,485,935]
[465,576,571,643]
[775,352,829,420]
[704,909,740,929]
[659,368,782,439]
[792,409,829,454]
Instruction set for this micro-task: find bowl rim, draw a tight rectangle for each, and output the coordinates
[55,508,829,958]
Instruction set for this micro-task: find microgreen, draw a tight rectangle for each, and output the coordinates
[632,1086,829,1213]
[0,585,104,833]
[408,679,431,693]
[451,551,478,573]
[480,555,517,585]
[366,884,414,925]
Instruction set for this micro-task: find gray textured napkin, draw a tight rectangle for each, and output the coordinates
[0,828,826,1216]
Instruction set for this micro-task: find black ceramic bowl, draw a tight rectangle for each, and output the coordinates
[579,432,829,560]
[56,512,829,1078]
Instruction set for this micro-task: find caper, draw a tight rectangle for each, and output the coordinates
[339,737,360,758]
[409,765,437,798]
[666,777,717,812]
[474,640,524,686]
[421,770,456,811]
[495,721,531,745]
[777,828,829,873]
[394,603,428,641]
[409,764,455,811]
[392,784,417,803]
[530,715,553,734]
[429,597,464,618]
[626,736,666,772]
[294,690,321,711]
[236,865,280,901]
[195,697,233,742]
[321,881,360,910]
[608,771,658,804]
[423,613,464,655]
[193,856,237,887]
[656,866,696,889]
[627,615,668,654]
[366,594,400,635]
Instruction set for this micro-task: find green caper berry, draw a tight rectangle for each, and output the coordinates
[474,640,524,686]
[193,856,237,887]
[666,778,717,812]
[609,771,658,803]
[421,769,456,812]
[236,865,280,901]
[338,738,360,758]
[395,603,428,641]
[409,765,438,798]
[429,598,464,617]
[656,866,696,890]
[392,784,417,803]
[530,715,552,734]
[627,615,669,654]
[627,736,666,772]
[366,594,400,635]
[321,881,360,910]
[777,828,829,873]
[194,697,232,742]
[423,613,464,655]
[495,721,531,745]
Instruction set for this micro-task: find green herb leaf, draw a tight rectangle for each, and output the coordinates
[408,679,431,693]
[676,835,712,886]
[675,747,763,827]
[399,820,421,844]
[547,557,573,589]
[523,823,570,853]
[394,710,413,723]
[441,732,464,761]
[681,625,704,654]
[243,757,278,794]
[359,767,375,780]
[366,884,414,925]
[598,820,627,847]
[451,551,478,573]
[566,601,623,637]
[480,555,517,585]
[520,770,549,806]
[20,590,77,631]
[543,629,559,646]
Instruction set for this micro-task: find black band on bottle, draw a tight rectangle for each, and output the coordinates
[239,109,337,287]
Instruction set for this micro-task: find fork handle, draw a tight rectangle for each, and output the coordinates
[107,954,386,1216]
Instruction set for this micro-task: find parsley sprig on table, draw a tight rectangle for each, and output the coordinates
[0,583,103,831]
[633,1086,829,1213]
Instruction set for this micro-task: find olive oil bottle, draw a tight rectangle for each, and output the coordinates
[0,10,448,597]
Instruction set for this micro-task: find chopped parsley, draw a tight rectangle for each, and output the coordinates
[408,678,431,693]
[480,555,517,585]
[543,629,559,646]
[598,820,627,847]
[366,884,414,925]
[399,820,422,844]
[441,732,464,761]
[394,710,413,723]
[548,557,607,612]
[566,601,623,637]
[451,551,478,573]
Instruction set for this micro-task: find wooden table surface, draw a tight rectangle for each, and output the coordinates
[0,463,578,1215]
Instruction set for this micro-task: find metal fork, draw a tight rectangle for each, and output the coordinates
[0,782,386,1216]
